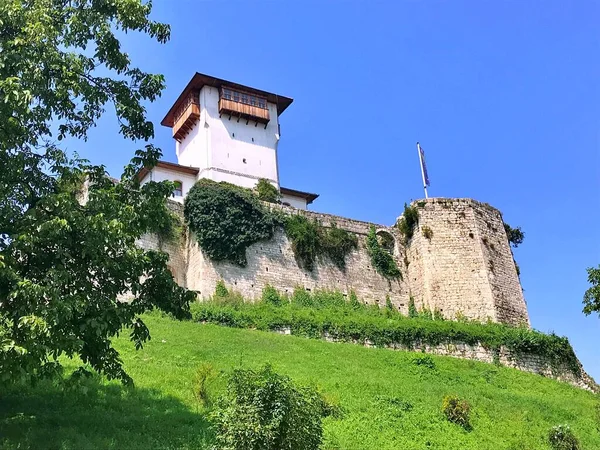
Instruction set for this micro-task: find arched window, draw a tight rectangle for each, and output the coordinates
[173,181,183,197]
[376,230,395,254]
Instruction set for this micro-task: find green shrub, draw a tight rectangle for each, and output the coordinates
[262,284,283,306]
[349,290,361,309]
[190,293,581,377]
[255,178,281,203]
[291,286,313,307]
[212,365,326,450]
[215,280,229,298]
[284,215,356,271]
[408,297,418,318]
[192,362,217,406]
[184,179,276,266]
[397,203,419,241]
[442,395,471,429]
[413,355,436,370]
[548,425,580,450]
[366,226,401,279]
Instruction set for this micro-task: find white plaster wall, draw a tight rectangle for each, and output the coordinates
[176,86,280,187]
[280,194,307,210]
[139,166,197,203]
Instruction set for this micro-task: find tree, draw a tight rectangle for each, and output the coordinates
[255,178,281,204]
[583,265,600,317]
[0,0,195,385]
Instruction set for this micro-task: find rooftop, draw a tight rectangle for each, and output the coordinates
[161,72,294,128]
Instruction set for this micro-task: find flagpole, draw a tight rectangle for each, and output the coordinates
[417,142,429,199]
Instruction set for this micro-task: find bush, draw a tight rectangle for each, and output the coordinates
[212,365,326,450]
[215,280,228,298]
[291,286,313,307]
[190,293,581,377]
[255,178,281,203]
[397,203,419,241]
[262,284,283,306]
[413,355,436,370]
[442,395,471,429]
[548,425,580,450]
[366,226,401,279]
[421,225,433,240]
[184,179,276,266]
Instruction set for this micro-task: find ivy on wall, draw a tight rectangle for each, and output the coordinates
[285,215,357,271]
[366,226,401,279]
[183,180,357,270]
[184,179,277,266]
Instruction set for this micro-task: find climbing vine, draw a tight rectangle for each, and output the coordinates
[366,226,401,279]
[184,179,277,266]
[284,215,357,271]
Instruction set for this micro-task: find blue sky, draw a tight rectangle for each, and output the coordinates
[71,1,600,378]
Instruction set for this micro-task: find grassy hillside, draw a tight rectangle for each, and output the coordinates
[1,312,598,449]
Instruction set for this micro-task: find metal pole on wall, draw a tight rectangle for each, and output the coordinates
[417,142,429,199]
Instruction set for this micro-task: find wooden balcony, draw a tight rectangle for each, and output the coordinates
[219,97,270,125]
[173,92,200,142]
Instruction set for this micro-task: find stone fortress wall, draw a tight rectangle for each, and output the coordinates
[140,197,530,327]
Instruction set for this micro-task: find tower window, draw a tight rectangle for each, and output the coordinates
[173,181,183,197]
[221,88,268,110]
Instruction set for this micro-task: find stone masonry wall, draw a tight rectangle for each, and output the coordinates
[139,197,530,326]
[406,198,529,326]
[185,205,411,310]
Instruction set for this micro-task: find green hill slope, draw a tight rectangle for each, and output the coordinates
[1,313,598,449]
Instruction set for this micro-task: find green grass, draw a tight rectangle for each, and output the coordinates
[1,312,598,449]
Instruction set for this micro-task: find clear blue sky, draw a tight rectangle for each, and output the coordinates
[72,1,600,378]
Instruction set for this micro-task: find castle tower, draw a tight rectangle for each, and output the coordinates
[138,73,317,209]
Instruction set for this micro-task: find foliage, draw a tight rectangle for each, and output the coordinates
[191,289,582,377]
[548,425,581,450]
[2,312,600,449]
[156,210,184,245]
[255,178,281,203]
[215,280,229,298]
[184,179,276,266]
[262,284,283,307]
[366,226,401,279]
[0,0,194,385]
[284,215,357,271]
[397,203,419,241]
[212,365,326,450]
[504,223,525,248]
[408,297,418,318]
[413,355,436,370]
[583,265,600,317]
[442,395,471,429]
[284,215,321,271]
[193,362,217,406]
[421,225,433,240]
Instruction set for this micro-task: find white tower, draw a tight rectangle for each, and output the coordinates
[138,73,317,209]
[161,73,293,190]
